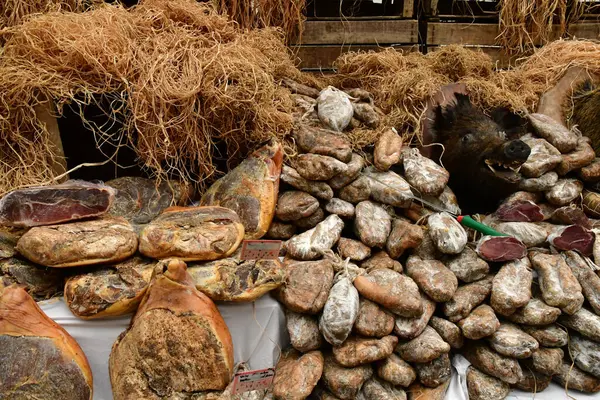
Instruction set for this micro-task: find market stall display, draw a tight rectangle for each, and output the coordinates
[3,2,600,399]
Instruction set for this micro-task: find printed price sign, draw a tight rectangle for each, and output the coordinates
[231,367,275,394]
[240,240,281,260]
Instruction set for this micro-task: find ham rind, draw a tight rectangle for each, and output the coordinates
[495,200,544,222]
[548,225,595,256]
[0,180,116,227]
[476,236,527,262]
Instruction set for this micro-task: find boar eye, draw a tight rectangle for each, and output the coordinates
[461,135,471,143]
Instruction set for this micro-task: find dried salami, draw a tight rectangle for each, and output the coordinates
[393,291,436,340]
[317,86,353,132]
[527,113,578,153]
[444,247,489,283]
[521,324,568,348]
[363,168,413,208]
[555,138,595,175]
[487,322,539,359]
[490,257,532,316]
[466,366,510,400]
[293,124,352,162]
[520,137,562,178]
[405,256,457,302]
[402,148,449,197]
[395,326,450,363]
[462,342,523,385]
[519,172,559,192]
[319,275,360,346]
[551,205,591,228]
[545,178,583,206]
[553,361,600,393]
[458,304,500,340]
[563,250,600,315]
[285,215,344,260]
[558,307,600,342]
[428,212,467,255]
[442,275,494,323]
[281,166,334,201]
[373,128,402,172]
[376,354,416,387]
[529,251,584,315]
[286,310,323,353]
[333,335,397,367]
[353,268,422,318]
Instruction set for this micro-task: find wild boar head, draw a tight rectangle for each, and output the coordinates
[423,89,531,214]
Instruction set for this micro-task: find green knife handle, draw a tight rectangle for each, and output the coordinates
[457,215,507,237]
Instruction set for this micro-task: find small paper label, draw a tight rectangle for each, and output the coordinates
[231,368,275,394]
[240,240,282,260]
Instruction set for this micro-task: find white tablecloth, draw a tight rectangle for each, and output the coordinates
[39,294,288,400]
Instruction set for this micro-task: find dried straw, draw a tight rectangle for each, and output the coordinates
[333,40,600,148]
[497,0,588,53]
[0,0,91,29]
[332,45,495,147]
[0,0,310,193]
[211,0,307,44]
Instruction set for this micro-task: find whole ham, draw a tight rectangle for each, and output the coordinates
[200,139,283,240]
[109,259,234,399]
[0,283,93,399]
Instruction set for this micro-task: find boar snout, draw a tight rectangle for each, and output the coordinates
[503,140,530,162]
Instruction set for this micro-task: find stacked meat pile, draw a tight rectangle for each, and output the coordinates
[3,79,600,400]
[0,144,289,399]
[267,83,600,400]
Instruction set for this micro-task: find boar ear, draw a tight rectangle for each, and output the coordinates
[454,93,472,107]
[574,79,597,98]
[433,93,471,136]
[433,103,454,137]
[491,107,528,138]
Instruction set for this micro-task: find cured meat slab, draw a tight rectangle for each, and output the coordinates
[109,259,234,399]
[0,180,116,227]
[200,139,283,240]
[139,206,244,261]
[17,217,138,267]
[494,200,544,222]
[0,284,93,399]
[64,257,156,319]
[476,236,527,262]
[187,253,285,302]
[0,257,64,300]
[106,177,192,225]
[548,225,595,256]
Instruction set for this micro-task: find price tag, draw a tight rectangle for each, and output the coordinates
[231,367,275,394]
[240,240,282,260]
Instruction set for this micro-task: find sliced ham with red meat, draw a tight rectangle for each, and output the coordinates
[548,225,595,256]
[476,236,527,262]
[0,181,116,227]
[495,200,544,222]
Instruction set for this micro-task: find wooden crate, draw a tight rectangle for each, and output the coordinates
[426,20,600,68]
[293,18,420,70]
[424,0,600,20]
[307,0,416,19]
[292,43,419,70]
